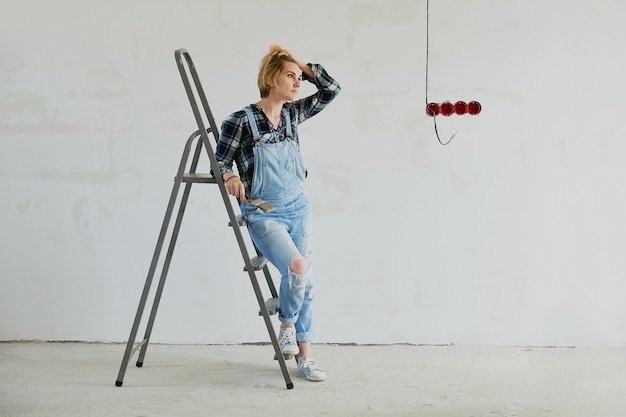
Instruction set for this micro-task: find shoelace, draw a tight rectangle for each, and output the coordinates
[279,329,296,345]
[300,358,322,372]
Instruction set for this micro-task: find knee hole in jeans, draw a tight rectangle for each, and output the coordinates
[289,255,308,275]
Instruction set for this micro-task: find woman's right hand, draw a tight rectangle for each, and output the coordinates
[224,175,246,201]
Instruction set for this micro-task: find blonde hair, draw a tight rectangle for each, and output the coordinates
[257,44,297,98]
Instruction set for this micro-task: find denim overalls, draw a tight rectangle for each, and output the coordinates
[241,106,315,343]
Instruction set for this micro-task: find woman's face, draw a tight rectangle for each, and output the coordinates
[273,61,302,102]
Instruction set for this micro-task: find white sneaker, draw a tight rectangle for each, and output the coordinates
[297,356,326,382]
[278,327,299,357]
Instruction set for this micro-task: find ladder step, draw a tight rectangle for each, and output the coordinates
[260,297,279,316]
[228,215,246,227]
[181,173,216,183]
[244,256,267,271]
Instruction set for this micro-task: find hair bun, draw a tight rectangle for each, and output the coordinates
[268,44,293,58]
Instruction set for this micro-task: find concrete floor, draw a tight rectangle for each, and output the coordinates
[0,342,625,417]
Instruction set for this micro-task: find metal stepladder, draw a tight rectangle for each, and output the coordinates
[114,49,294,389]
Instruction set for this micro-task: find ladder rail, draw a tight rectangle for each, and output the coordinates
[256,246,279,299]
[136,135,206,366]
[174,50,234,224]
[115,129,203,386]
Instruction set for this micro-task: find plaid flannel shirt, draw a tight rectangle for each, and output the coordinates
[215,63,341,194]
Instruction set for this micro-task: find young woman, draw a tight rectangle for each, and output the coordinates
[215,45,340,381]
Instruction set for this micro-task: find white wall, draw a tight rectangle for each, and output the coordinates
[2,0,626,347]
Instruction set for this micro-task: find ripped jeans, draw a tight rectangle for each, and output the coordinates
[242,193,315,343]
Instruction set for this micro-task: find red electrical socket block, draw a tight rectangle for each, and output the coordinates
[426,100,481,117]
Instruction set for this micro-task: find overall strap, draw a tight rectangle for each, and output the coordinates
[243,107,261,140]
[282,108,293,138]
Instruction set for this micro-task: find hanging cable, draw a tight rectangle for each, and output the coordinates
[426,0,457,145]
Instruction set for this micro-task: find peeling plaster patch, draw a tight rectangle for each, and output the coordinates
[0,60,133,135]
[3,62,26,72]
[384,303,403,320]
[72,195,111,240]
[17,199,31,215]
[1,94,47,125]
[30,169,111,184]
[30,166,143,188]
[2,61,109,133]
[42,232,68,248]
[310,166,355,212]
[449,170,477,192]
[81,62,128,99]
[449,170,468,192]
[0,92,131,134]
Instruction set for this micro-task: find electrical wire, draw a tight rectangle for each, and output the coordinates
[426,0,457,145]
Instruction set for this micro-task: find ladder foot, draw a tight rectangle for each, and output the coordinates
[136,361,143,368]
[286,382,294,390]
[115,380,123,387]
